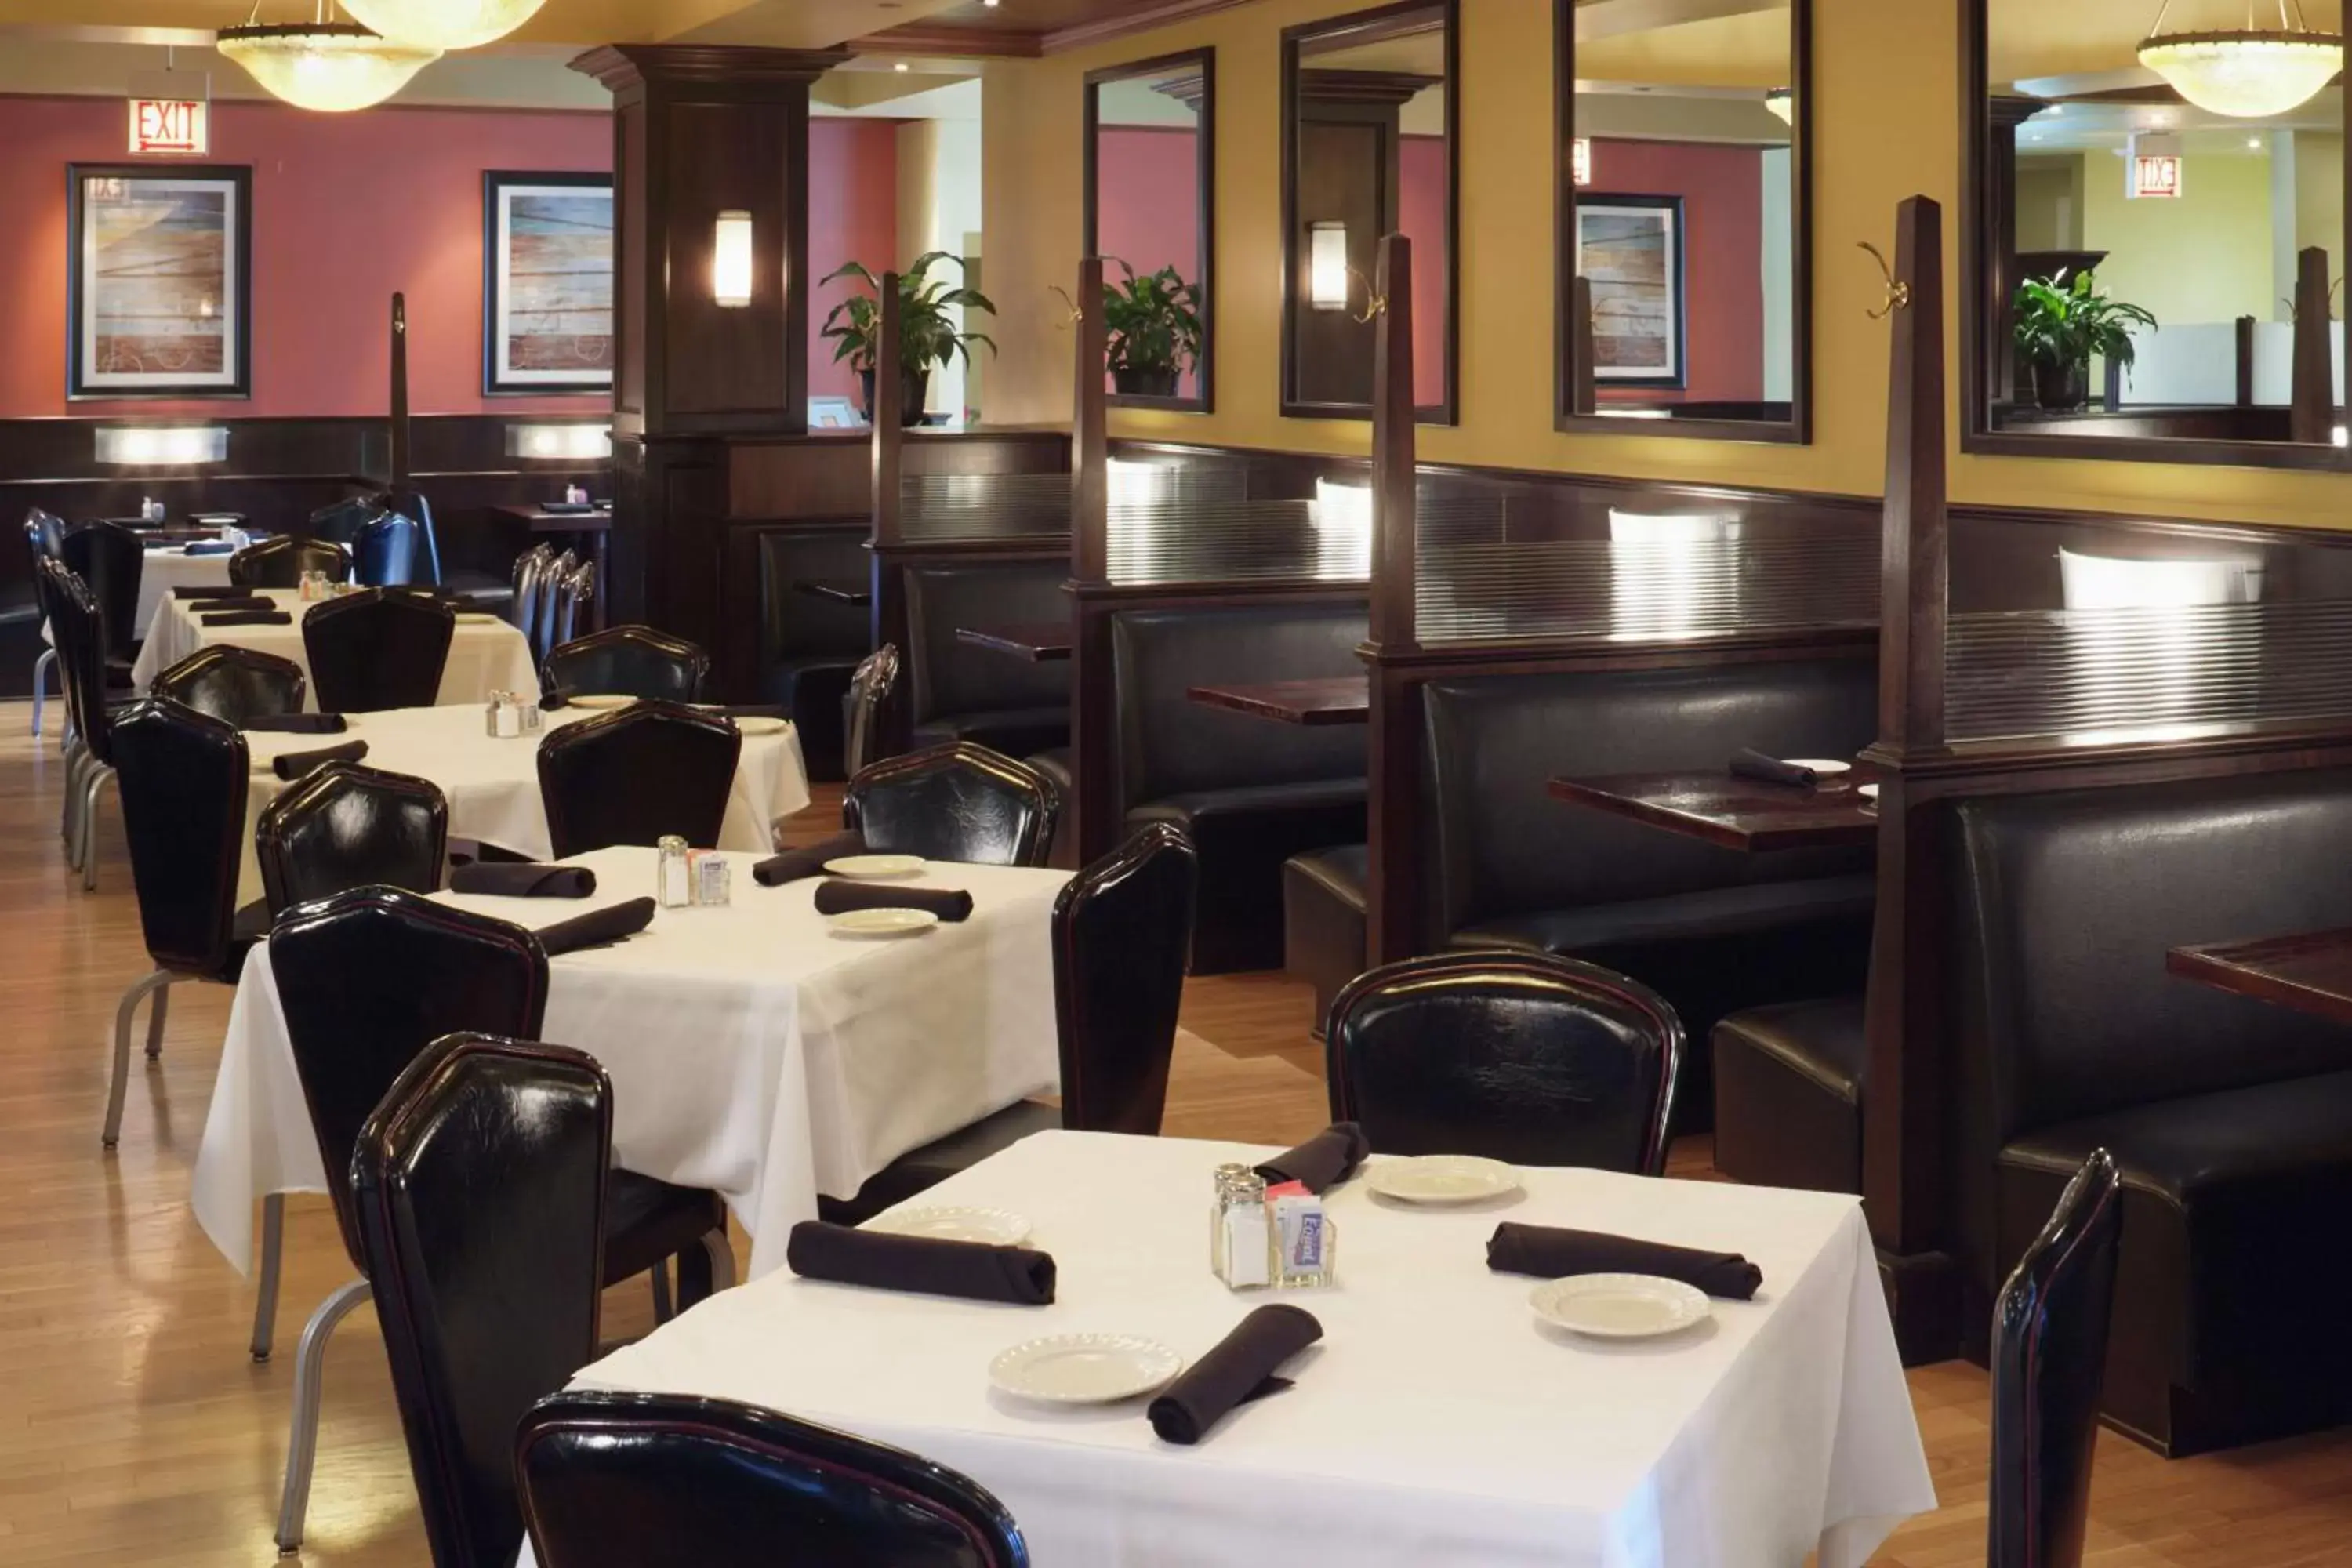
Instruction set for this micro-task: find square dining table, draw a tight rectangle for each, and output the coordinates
[129,588,540,707]
[192,845,1071,1281]
[539,1131,1934,1568]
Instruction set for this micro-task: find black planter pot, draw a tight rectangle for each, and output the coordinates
[1112,365,1181,398]
[2031,358,2089,412]
[858,365,931,427]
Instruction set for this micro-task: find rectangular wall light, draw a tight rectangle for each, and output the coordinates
[1308,222,1350,311]
[94,425,228,466]
[713,210,754,307]
[506,424,613,461]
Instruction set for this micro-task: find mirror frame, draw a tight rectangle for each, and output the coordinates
[1278,0,1461,425]
[1084,47,1217,415]
[1554,0,1813,445]
[1961,0,2352,471]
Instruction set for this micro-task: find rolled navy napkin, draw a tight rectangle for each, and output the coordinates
[1486,1222,1762,1301]
[753,831,868,888]
[785,1220,1054,1305]
[538,687,572,712]
[202,610,293,627]
[182,541,236,555]
[1254,1122,1370,1195]
[1148,1305,1324,1446]
[812,878,972,923]
[450,862,597,898]
[535,895,656,957]
[270,740,368,780]
[175,585,250,598]
[1728,748,1818,789]
[241,713,347,735]
[187,597,271,613]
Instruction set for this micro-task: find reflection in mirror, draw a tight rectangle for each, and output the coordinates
[1976,0,2350,458]
[1087,50,1214,411]
[1281,0,1457,421]
[1560,0,1806,440]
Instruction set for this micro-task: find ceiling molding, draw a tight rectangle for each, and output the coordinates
[845,25,1044,58]
[572,42,851,91]
[1043,0,1257,54]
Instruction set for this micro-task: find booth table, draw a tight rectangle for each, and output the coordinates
[1548,771,1879,853]
[1186,677,1369,726]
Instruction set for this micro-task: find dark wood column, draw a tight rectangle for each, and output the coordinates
[1982,96,2040,410]
[1290,71,1432,408]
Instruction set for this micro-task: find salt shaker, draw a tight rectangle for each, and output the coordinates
[140,496,165,524]
[656,835,692,909]
[1209,1163,1272,1290]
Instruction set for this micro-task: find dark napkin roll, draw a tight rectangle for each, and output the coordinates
[1728,748,1819,788]
[1254,1122,1370,1194]
[535,895,656,957]
[539,687,572,711]
[202,610,293,627]
[813,879,972,923]
[1148,1305,1324,1446]
[182,541,237,555]
[270,740,368,780]
[175,584,250,598]
[451,862,597,898]
[187,597,271,613]
[753,831,868,887]
[241,713,347,735]
[1486,1222,1763,1301]
[541,499,597,514]
[785,1220,1054,1305]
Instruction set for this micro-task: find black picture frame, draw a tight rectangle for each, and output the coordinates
[1084,48,1217,415]
[482,170,615,396]
[67,163,252,401]
[1575,193,1688,390]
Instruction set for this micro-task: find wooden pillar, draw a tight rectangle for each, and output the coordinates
[868,277,911,757]
[2236,314,2257,408]
[1072,258,1108,586]
[387,292,410,491]
[1069,256,1117,866]
[2291,247,2335,445]
[1365,233,1421,967]
[1568,276,1597,416]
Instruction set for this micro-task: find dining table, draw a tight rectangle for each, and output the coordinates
[1547,769,1878,853]
[191,844,1071,1281]
[532,1129,1936,1568]
[129,588,541,707]
[1185,676,1369,726]
[956,623,1073,662]
[2167,927,2352,1026]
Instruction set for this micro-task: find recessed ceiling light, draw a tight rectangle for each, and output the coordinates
[894,61,909,71]
[2249,135,2264,147]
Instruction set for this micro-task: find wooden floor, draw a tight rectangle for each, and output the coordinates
[4,703,2349,1566]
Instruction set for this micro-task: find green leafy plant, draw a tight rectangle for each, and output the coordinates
[2013,269,2158,379]
[1101,259,1203,378]
[818,251,998,376]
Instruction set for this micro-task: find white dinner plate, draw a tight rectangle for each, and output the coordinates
[988,1334,1182,1405]
[567,693,633,710]
[1857,782,1881,802]
[734,716,789,737]
[1530,1274,1711,1340]
[826,907,940,938]
[1784,758,1852,779]
[867,1206,1032,1246]
[825,854,926,879]
[1364,1154,1521,1205]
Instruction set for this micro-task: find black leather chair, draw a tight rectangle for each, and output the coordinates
[757,526,871,779]
[904,561,1072,758]
[307,495,384,550]
[820,824,1198,1225]
[231,534,347,588]
[553,557,596,648]
[543,626,706,703]
[844,643,898,779]
[256,763,448,913]
[1327,951,1683,1175]
[535,549,579,661]
[149,644,307,728]
[1989,1149,2122,1568]
[103,698,265,1148]
[264,887,731,1552]
[353,511,423,587]
[302,588,456,712]
[56,519,145,669]
[538,701,742,858]
[354,1034,613,1568]
[518,1390,1030,1568]
[1283,844,1368,1037]
[24,511,66,737]
[512,543,555,635]
[45,557,123,890]
[844,742,1058,867]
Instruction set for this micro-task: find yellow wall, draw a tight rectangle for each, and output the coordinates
[2014,155,2082,254]
[2296,131,2344,260]
[2082,147,2272,325]
[980,0,2352,528]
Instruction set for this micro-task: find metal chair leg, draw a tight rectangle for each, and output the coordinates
[30,648,53,735]
[145,981,170,1060]
[104,969,174,1149]
[61,742,85,851]
[81,765,114,891]
[273,1279,370,1555]
[702,1227,737,1293]
[648,1262,673,1325]
[252,1193,285,1361]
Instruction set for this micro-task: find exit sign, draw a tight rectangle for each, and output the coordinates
[129,98,208,156]
[2131,154,2182,199]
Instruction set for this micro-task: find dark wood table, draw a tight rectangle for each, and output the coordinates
[2167,928,2352,1026]
[1546,770,1879,853]
[794,579,873,608]
[955,623,1071,662]
[1185,677,1370,726]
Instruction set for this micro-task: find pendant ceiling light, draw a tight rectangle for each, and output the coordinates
[2137,0,2343,118]
[337,0,546,52]
[218,4,437,114]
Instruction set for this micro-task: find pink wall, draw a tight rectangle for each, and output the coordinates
[1399,135,1447,408]
[1579,139,1764,404]
[1095,126,1203,400]
[806,118,900,405]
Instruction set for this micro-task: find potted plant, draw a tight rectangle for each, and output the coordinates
[2013,269,2157,412]
[818,252,997,426]
[1102,260,1202,398]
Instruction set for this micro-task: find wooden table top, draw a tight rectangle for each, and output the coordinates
[2167,927,2352,1027]
[1547,769,1879,853]
[793,579,873,608]
[495,503,613,532]
[1185,676,1370,726]
[955,622,1071,661]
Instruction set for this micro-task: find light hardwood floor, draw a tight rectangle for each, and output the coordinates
[3,706,2348,1566]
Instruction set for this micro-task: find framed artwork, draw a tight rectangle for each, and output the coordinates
[483,171,614,394]
[67,165,251,400]
[1577,194,1685,388]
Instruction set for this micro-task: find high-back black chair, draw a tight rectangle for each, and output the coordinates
[536,549,579,660]
[844,643,899,780]
[231,534,348,589]
[511,543,554,636]
[844,742,1058,868]
[308,495,384,550]
[376,487,443,585]
[542,626,704,703]
[150,644,307,728]
[353,511,423,587]
[1989,1149,2122,1568]
[25,511,68,738]
[302,588,455,712]
[103,698,260,1148]
[1326,951,1684,1174]
[537,702,742,858]
[355,1035,612,1568]
[56,519,145,666]
[256,763,448,914]
[27,505,67,558]
[554,558,596,648]
[517,1391,1030,1568]
[45,557,123,890]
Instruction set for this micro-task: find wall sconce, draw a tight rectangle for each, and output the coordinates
[94,425,228,466]
[713,209,753,308]
[1308,222,1349,311]
[505,423,612,461]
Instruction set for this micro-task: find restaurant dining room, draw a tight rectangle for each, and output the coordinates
[9,0,2352,1563]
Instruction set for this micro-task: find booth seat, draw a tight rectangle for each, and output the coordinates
[1112,604,1367,973]
[756,528,871,779]
[1711,996,1867,1194]
[1284,844,1368,1033]
[905,561,1070,760]
[1946,774,2352,1457]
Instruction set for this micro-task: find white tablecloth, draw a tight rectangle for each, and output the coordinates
[192,845,1070,1279]
[41,546,234,646]
[554,1132,1933,1568]
[129,588,539,707]
[228,703,811,904]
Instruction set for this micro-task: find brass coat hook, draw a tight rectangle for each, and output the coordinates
[1858,241,1910,319]
[1050,285,1083,328]
[1345,263,1388,324]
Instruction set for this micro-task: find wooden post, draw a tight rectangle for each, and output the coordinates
[1073,257,1108,586]
[2291,247,2334,445]
[2235,314,2256,408]
[1366,232,1420,969]
[868,274,909,757]
[1069,256,1114,869]
[388,292,410,490]
[1875,198,1946,758]
[1569,276,1597,416]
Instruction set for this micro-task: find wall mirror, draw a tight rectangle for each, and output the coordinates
[1966,0,2350,469]
[1280,0,1458,423]
[1557,0,1810,442]
[1086,49,1215,412]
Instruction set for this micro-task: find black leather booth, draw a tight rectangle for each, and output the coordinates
[757,528,870,780]
[1945,772,2352,1456]
[1111,603,1367,973]
[905,561,1071,758]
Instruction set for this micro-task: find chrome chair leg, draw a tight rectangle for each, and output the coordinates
[61,741,85,851]
[146,981,171,1059]
[81,764,114,891]
[251,1193,285,1361]
[104,969,175,1148]
[273,1279,370,1555]
[701,1227,737,1294]
[30,648,53,735]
